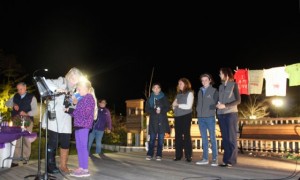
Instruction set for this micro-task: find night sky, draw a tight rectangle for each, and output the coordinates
[1,1,300,114]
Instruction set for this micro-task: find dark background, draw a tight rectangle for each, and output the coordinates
[1,1,300,114]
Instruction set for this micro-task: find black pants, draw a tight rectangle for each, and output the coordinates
[48,130,71,150]
[174,113,192,159]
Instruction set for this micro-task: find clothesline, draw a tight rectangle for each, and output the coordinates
[233,62,300,96]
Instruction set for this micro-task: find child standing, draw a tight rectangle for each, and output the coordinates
[67,79,97,177]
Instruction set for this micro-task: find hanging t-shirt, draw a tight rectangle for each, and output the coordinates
[285,63,300,86]
[234,69,249,95]
[263,66,288,96]
[248,69,264,94]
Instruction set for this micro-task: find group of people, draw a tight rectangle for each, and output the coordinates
[7,66,239,178]
[145,67,241,168]
[7,67,112,178]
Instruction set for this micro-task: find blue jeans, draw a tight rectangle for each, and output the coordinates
[88,129,104,154]
[147,133,165,157]
[198,117,218,160]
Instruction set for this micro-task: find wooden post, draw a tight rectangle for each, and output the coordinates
[127,133,132,146]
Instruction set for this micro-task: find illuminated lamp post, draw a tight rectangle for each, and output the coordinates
[272,98,283,118]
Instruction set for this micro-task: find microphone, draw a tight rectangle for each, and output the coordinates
[33,68,48,77]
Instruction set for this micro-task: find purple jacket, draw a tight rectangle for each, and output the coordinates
[71,94,95,129]
[94,107,112,131]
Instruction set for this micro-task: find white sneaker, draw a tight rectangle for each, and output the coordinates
[211,159,218,166]
[145,156,152,160]
[70,168,90,177]
[156,156,162,161]
[195,159,209,165]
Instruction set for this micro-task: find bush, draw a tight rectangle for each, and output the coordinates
[102,114,127,145]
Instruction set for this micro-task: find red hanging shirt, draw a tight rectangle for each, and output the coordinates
[234,69,249,95]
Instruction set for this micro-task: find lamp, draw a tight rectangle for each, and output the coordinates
[272,98,283,118]
[272,98,283,107]
[33,68,48,77]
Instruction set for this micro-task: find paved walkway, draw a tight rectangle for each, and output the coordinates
[0,150,300,180]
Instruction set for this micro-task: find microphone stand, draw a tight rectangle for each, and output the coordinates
[43,96,56,180]
[24,96,56,180]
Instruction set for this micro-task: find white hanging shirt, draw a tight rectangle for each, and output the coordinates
[263,66,288,96]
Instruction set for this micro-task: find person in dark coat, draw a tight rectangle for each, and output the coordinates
[88,99,112,156]
[145,83,170,161]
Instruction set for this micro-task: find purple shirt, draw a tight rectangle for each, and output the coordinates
[94,107,112,131]
[72,93,95,129]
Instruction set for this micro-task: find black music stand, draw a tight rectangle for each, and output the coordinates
[24,77,56,180]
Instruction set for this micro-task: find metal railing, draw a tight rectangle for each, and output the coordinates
[158,117,300,154]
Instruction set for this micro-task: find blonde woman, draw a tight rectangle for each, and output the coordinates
[42,67,83,173]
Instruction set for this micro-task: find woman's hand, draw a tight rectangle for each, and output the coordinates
[172,99,178,109]
[216,102,226,109]
[72,97,78,105]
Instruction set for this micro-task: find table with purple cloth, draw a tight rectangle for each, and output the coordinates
[0,126,37,168]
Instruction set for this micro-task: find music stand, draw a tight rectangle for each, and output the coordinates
[24,77,56,180]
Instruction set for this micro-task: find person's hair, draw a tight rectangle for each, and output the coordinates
[90,87,98,120]
[65,67,83,81]
[77,80,98,120]
[98,99,107,104]
[152,82,161,89]
[16,82,26,87]
[177,77,193,93]
[220,67,234,82]
[200,73,214,85]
